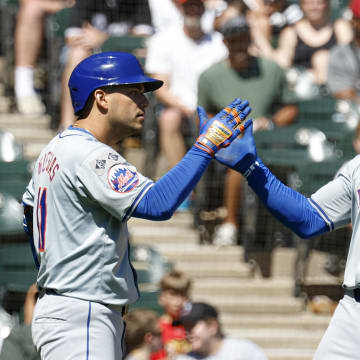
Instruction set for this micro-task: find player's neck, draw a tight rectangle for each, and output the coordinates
[72,118,108,145]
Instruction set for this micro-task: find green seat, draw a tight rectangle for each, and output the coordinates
[101,35,147,65]
[297,158,345,196]
[0,159,32,202]
[129,244,173,314]
[128,290,163,314]
[102,35,146,53]
[0,244,37,293]
[130,243,173,285]
[0,192,24,236]
[0,130,24,161]
[47,7,72,39]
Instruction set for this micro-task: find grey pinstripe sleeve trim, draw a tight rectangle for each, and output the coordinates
[308,198,334,232]
[124,181,154,221]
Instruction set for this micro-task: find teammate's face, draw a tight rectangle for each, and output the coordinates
[106,84,149,138]
[159,289,188,319]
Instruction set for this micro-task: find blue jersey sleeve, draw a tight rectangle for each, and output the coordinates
[133,146,212,220]
[246,159,329,238]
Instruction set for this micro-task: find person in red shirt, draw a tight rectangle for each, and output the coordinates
[151,270,192,360]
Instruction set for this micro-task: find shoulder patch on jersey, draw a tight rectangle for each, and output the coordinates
[91,158,107,176]
[107,164,139,193]
[108,153,119,161]
[96,160,106,169]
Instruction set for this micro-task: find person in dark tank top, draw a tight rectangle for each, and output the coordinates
[253,0,353,85]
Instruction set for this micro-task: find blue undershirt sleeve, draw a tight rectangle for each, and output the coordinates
[23,203,40,269]
[133,146,212,220]
[246,159,329,238]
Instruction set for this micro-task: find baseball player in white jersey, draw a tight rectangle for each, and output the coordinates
[22,51,251,359]
[209,113,360,359]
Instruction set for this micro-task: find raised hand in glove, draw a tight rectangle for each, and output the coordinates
[215,119,260,178]
[195,98,251,156]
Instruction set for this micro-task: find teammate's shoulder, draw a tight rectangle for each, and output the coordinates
[339,155,360,176]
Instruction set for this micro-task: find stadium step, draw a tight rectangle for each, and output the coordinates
[0,113,55,159]
[220,313,331,331]
[127,212,333,360]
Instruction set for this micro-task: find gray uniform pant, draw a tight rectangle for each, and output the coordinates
[314,291,360,359]
[32,292,126,359]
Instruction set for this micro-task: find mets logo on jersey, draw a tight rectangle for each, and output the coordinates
[108,164,139,193]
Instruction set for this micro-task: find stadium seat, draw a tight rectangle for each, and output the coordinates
[129,244,173,314]
[296,158,345,196]
[0,130,24,162]
[0,192,24,237]
[0,159,32,202]
[101,35,147,65]
[0,243,37,293]
[130,243,173,284]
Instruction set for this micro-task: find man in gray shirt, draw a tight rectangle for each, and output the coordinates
[327,0,360,102]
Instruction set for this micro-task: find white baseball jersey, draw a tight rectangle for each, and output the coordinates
[22,127,154,306]
[310,155,360,289]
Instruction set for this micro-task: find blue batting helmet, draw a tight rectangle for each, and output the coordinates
[68,51,163,115]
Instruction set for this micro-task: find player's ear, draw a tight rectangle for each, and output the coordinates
[94,89,109,112]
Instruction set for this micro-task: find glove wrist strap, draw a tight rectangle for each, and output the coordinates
[243,160,260,178]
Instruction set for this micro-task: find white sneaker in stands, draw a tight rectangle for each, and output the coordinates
[16,94,45,117]
[213,223,237,246]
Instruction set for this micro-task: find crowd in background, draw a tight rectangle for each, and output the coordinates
[1,0,360,358]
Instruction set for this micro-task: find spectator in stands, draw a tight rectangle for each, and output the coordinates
[148,0,227,34]
[197,15,298,246]
[148,0,183,32]
[151,270,192,360]
[214,0,303,57]
[0,307,13,354]
[327,0,360,103]
[247,0,303,49]
[124,309,163,360]
[59,0,153,130]
[145,0,227,210]
[14,0,74,117]
[175,302,268,360]
[0,284,39,360]
[254,0,352,91]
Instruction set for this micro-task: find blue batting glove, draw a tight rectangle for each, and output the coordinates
[195,98,251,156]
[215,119,260,177]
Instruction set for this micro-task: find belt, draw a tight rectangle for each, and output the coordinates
[38,288,58,298]
[39,288,128,316]
[345,288,360,302]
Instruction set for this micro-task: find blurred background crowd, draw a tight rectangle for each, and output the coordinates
[0,0,359,359]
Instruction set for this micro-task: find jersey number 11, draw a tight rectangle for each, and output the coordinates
[36,187,47,252]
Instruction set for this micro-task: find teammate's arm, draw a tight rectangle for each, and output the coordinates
[214,119,333,238]
[133,98,251,220]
